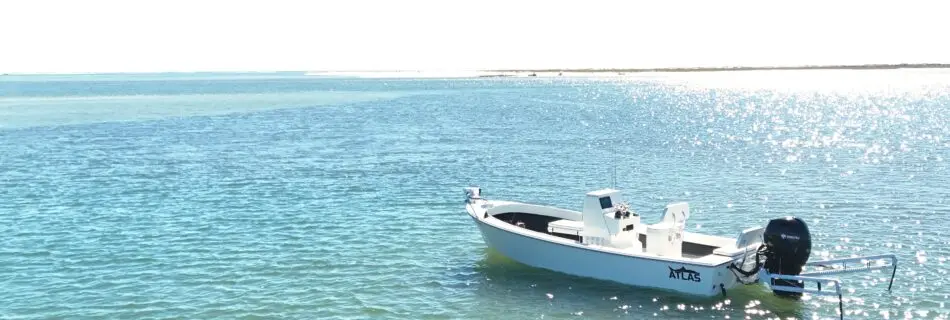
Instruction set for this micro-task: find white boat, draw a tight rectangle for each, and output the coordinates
[463,187,897,319]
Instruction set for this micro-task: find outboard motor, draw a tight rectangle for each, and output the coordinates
[762,216,812,297]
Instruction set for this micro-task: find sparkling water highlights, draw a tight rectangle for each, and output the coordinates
[1,71,948,319]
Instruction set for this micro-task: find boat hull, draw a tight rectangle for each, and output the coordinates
[472,215,738,297]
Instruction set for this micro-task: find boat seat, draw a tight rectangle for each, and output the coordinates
[712,226,765,257]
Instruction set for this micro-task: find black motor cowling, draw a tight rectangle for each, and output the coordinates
[762,216,812,297]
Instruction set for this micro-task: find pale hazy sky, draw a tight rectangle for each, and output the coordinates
[2,0,948,74]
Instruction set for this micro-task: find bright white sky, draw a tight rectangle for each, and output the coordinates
[1,0,948,74]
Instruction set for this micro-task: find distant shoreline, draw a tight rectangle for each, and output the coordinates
[4,63,949,77]
[485,63,950,74]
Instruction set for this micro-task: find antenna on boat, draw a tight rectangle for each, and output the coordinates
[611,140,618,189]
[612,162,617,189]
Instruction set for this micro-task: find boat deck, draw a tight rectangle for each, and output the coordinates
[543,218,741,265]
[474,201,749,267]
[585,229,740,266]
[549,219,726,258]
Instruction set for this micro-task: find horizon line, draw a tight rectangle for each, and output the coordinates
[4,63,950,76]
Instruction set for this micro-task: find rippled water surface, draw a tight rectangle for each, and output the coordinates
[1,71,949,319]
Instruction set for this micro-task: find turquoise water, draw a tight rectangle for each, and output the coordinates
[1,71,948,319]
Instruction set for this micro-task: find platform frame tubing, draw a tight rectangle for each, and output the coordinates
[767,273,844,320]
[802,254,898,290]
